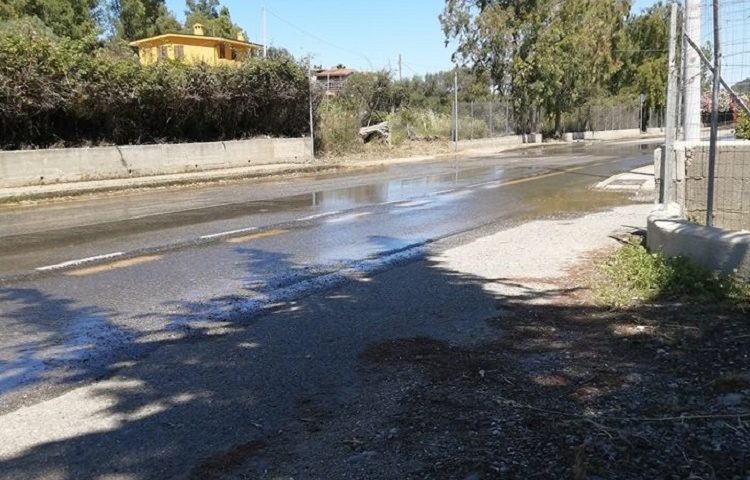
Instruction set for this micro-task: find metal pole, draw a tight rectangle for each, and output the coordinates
[308,55,315,163]
[454,69,459,151]
[262,7,268,59]
[489,101,494,137]
[706,0,721,227]
[663,1,679,204]
[684,0,701,142]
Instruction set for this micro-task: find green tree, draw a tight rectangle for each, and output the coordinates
[338,71,406,126]
[440,0,627,134]
[184,0,242,39]
[612,3,669,112]
[0,0,98,40]
[107,0,181,40]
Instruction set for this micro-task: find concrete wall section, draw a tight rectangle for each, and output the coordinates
[0,138,310,188]
[456,135,526,151]
[683,142,750,230]
[648,205,750,280]
[563,128,661,142]
[656,141,750,230]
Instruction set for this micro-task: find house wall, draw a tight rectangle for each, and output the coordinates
[136,38,254,66]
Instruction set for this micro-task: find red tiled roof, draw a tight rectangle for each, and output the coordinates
[314,68,355,77]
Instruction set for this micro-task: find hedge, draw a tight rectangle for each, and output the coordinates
[0,33,313,149]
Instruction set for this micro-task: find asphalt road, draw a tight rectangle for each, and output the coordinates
[0,139,656,479]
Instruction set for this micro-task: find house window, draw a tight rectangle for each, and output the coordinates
[174,45,184,60]
[231,47,238,60]
[158,45,168,60]
[218,44,227,59]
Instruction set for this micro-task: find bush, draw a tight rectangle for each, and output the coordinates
[388,108,453,145]
[0,33,313,149]
[736,110,750,140]
[317,101,363,156]
[595,236,749,309]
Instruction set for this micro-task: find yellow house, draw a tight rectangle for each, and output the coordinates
[129,24,262,67]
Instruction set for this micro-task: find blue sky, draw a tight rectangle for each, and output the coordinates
[165,0,659,75]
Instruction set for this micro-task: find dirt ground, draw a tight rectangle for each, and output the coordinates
[227,250,750,480]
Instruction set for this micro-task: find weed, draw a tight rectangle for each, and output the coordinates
[595,236,750,309]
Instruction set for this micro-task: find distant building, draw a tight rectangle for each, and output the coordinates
[129,24,262,67]
[314,66,355,95]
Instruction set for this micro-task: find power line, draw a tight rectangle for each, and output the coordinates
[265,9,374,70]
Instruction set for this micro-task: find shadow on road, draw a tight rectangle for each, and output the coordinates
[0,237,748,479]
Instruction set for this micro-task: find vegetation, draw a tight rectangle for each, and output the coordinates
[736,110,750,140]
[440,0,670,134]
[595,236,749,309]
[0,32,313,149]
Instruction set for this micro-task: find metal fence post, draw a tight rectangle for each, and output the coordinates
[706,0,722,227]
[663,1,679,204]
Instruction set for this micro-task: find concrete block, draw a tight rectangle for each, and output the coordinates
[648,205,750,280]
[562,132,574,142]
[0,137,310,188]
[526,133,542,143]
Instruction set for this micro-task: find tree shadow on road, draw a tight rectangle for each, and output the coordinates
[0,238,748,480]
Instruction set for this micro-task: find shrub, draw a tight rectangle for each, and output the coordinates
[317,101,362,156]
[736,110,750,140]
[0,33,313,149]
[595,236,750,309]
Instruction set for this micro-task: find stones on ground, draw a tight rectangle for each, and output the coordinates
[346,450,378,463]
[718,392,744,407]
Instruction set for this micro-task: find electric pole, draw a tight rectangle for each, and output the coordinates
[262,7,268,59]
[398,54,402,82]
[307,54,315,163]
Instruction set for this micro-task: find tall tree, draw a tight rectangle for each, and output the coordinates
[612,3,669,112]
[108,0,180,40]
[184,0,242,39]
[0,0,98,40]
[440,0,629,133]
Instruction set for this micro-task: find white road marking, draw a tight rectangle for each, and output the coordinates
[297,210,342,221]
[200,226,258,240]
[36,252,125,272]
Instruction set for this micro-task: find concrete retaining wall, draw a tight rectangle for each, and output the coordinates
[563,128,652,142]
[648,204,750,280]
[0,137,311,188]
[656,141,750,231]
[456,135,526,151]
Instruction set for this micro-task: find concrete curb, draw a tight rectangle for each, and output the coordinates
[0,164,350,204]
[647,203,750,280]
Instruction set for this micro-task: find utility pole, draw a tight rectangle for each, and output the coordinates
[398,54,402,82]
[262,7,268,59]
[663,1,679,204]
[453,69,459,152]
[307,55,315,163]
[683,0,701,142]
[706,0,721,227]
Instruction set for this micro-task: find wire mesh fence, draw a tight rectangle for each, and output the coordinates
[696,0,749,228]
[454,99,643,141]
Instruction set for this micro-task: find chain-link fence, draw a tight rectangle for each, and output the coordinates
[454,99,643,141]
[665,0,750,229]
[456,100,516,140]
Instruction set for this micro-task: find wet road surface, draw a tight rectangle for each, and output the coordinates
[0,139,656,413]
